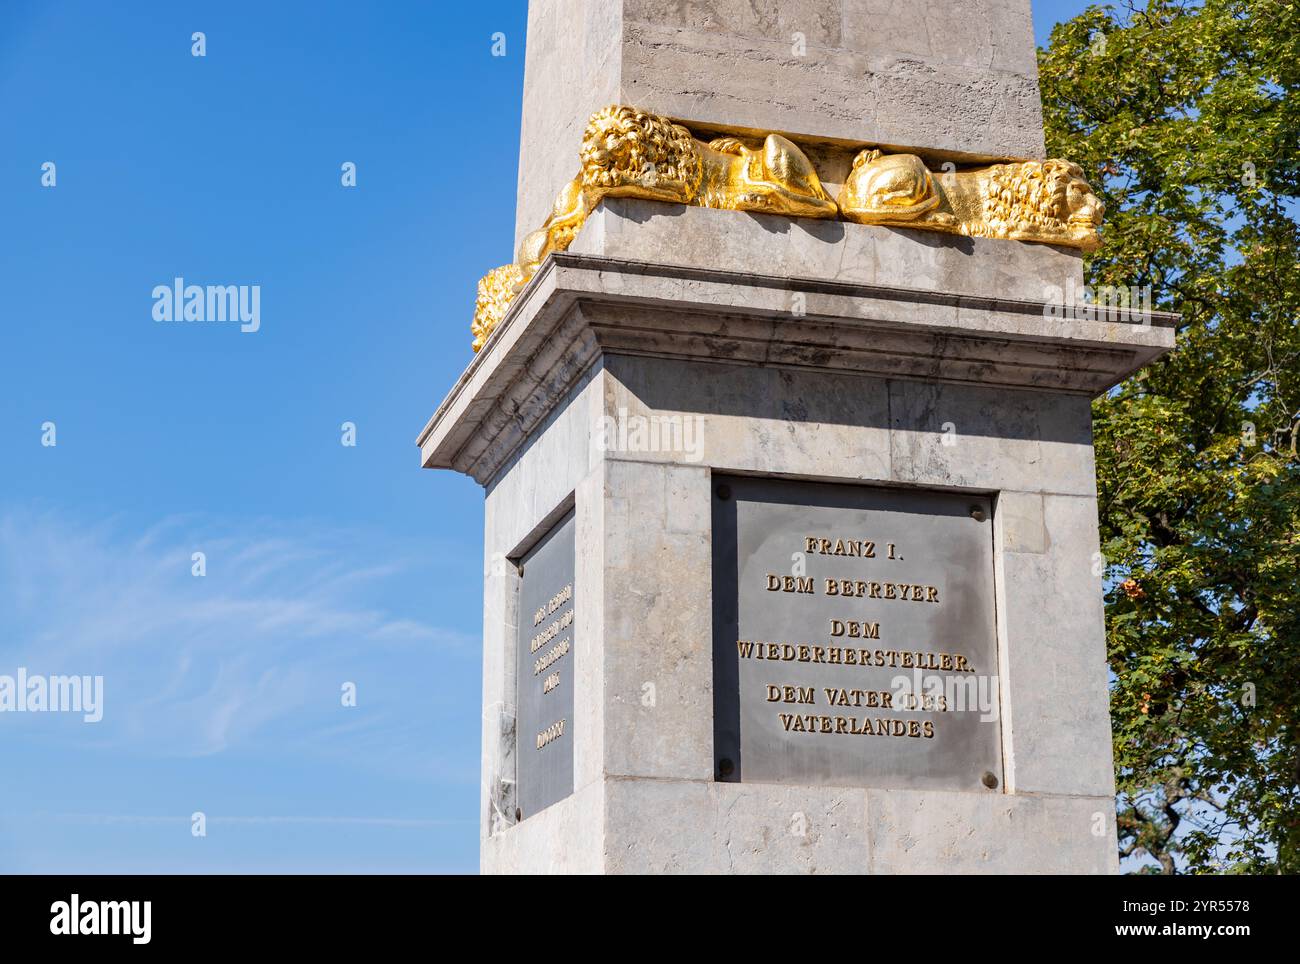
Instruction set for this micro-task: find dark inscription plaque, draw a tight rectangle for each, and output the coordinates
[713,477,1003,791]
[516,509,576,818]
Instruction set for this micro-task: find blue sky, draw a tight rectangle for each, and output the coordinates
[0,0,1095,873]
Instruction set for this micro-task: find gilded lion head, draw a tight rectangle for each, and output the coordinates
[579,105,700,195]
[471,264,524,352]
[985,159,1104,250]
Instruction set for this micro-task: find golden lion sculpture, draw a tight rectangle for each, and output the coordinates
[468,106,1105,351]
[471,264,524,353]
[471,106,838,349]
[575,105,838,217]
[837,149,1104,251]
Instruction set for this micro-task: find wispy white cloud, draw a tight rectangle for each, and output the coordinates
[0,507,477,759]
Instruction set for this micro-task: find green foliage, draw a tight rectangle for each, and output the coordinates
[1040,0,1300,873]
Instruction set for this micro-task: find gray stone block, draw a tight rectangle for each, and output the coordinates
[867,786,1118,874]
[482,779,605,874]
[515,0,623,252]
[419,247,1173,484]
[600,460,714,781]
[603,776,871,874]
[572,198,1085,303]
[602,355,893,482]
[888,379,1097,497]
[996,493,1116,798]
[516,0,1047,248]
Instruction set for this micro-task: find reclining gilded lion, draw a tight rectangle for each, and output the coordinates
[472,106,837,350]
[837,149,1104,252]
[471,106,1104,351]
[521,105,838,271]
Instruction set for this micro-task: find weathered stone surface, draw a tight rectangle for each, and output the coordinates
[479,550,518,838]
[515,0,623,252]
[603,777,870,874]
[996,493,1116,798]
[572,469,607,793]
[482,779,604,874]
[997,490,1047,554]
[602,355,893,481]
[419,243,1175,484]
[597,778,1116,873]
[888,379,1097,497]
[866,786,1118,874]
[516,0,1047,248]
[573,198,1085,302]
[600,460,714,781]
[480,368,604,842]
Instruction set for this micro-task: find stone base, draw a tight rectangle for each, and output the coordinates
[419,206,1173,875]
[485,779,1117,874]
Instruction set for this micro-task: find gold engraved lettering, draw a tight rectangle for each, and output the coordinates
[776,712,939,740]
[533,636,571,676]
[768,574,814,593]
[536,718,567,749]
[737,639,971,676]
[774,685,814,704]
[821,581,941,603]
[830,619,879,640]
[529,606,574,654]
[804,537,877,558]
[532,583,572,628]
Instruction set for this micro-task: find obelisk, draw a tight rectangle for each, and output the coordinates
[418,0,1175,873]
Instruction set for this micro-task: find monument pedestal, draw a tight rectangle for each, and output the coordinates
[419,200,1175,873]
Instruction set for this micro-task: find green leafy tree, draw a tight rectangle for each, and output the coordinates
[1039,0,1300,872]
